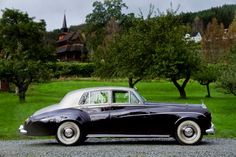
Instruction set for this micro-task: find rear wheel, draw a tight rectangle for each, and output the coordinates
[56,121,84,146]
[175,120,202,145]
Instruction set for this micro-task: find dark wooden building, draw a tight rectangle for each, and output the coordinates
[56,15,88,61]
[0,79,9,92]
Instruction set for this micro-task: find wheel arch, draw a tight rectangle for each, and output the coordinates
[54,108,91,132]
[173,116,203,136]
[174,112,206,128]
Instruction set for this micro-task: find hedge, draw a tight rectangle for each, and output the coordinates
[49,62,95,78]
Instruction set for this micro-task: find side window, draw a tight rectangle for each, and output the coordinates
[130,92,140,104]
[80,92,89,105]
[112,91,129,103]
[90,91,109,104]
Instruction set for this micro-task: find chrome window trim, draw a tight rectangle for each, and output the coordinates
[78,88,144,107]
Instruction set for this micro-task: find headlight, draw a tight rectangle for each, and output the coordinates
[25,117,30,123]
[201,102,207,109]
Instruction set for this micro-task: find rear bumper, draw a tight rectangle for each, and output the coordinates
[205,123,215,134]
[19,125,27,135]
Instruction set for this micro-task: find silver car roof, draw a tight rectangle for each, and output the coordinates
[67,86,136,95]
[59,86,139,107]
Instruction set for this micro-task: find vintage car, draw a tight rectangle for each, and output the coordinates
[19,87,215,146]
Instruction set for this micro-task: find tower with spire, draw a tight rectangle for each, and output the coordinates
[58,14,69,40]
[61,14,68,33]
[56,13,88,61]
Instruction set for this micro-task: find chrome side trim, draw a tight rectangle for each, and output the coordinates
[206,123,215,134]
[87,134,170,138]
[19,125,27,135]
[151,112,206,117]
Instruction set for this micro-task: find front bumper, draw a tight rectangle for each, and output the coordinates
[205,123,215,134]
[19,125,27,135]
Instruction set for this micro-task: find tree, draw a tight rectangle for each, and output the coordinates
[194,64,218,97]
[0,9,54,102]
[227,13,236,46]
[85,0,128,52]
[152,13,201,98]
[219,46,236,96]
[192,16,204,34]
[93,18,153,88]
[180,4,236,29]
[201,18,227,64]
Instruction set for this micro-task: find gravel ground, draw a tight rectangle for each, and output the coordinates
[0,138,235,157]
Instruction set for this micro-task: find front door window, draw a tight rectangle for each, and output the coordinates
[112,91,129,104]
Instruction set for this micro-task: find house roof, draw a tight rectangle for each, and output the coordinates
[56,30,83,44]
[56,44,84,54]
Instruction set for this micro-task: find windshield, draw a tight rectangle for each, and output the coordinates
[133,90,146,102]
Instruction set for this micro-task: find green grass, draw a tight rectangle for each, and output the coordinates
[0,79,235,139]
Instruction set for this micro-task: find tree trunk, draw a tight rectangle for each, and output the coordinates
[128,77,142,88]
[179,87,187,99]
[172,80,187,99]
[17,84,27,103]
[128,78,134,88]
[171,72,190,99]
[206,83,211,98]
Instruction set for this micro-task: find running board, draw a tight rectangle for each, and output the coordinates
[87,134,170,138]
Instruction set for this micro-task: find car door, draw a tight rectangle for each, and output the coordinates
[109,90,150,134]
[79,90,111,134]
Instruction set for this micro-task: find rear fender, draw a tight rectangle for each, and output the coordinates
[57,108,91,126]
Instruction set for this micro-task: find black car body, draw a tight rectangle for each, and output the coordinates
[19,87,215,145]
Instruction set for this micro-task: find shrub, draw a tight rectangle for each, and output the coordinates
[49,62,95,78]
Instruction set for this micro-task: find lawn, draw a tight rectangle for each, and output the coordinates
[0,79,235,139]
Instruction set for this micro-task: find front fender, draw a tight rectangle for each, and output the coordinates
[173,112,208,134]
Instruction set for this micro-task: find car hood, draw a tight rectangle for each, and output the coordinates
[33,104,63,116]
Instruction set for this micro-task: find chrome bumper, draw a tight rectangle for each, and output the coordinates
[19,125,27,135]
[206,123,215,134]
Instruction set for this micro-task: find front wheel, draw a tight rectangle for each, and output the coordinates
[175,120,202,145]
[56,121,84,146]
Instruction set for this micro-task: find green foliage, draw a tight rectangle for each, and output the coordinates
[219,47,236,96]
[45,29,61,46]
[152,13,201,98]
[93,18,153,87]
[93,11,201,94]
[194,64,218,85]
[50,62,95,78]
[86,0,127,25]
[0,9,55,102]
[179,4,236,29]
[220,66,236,96]
[85,0,129,51]
[194,64,219,97]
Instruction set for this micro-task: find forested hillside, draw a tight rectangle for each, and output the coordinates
[179,4,236,29]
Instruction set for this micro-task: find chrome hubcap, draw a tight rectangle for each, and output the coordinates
[64,128,74,138]
[183,126,194,137]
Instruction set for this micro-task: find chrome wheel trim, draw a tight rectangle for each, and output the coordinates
[177,120,201,145]
[57,122,80,145]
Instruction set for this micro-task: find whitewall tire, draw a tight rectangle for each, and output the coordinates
[56,121,82,146]
[175,120,202,145]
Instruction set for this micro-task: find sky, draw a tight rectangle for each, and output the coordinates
[0,0,236,31]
